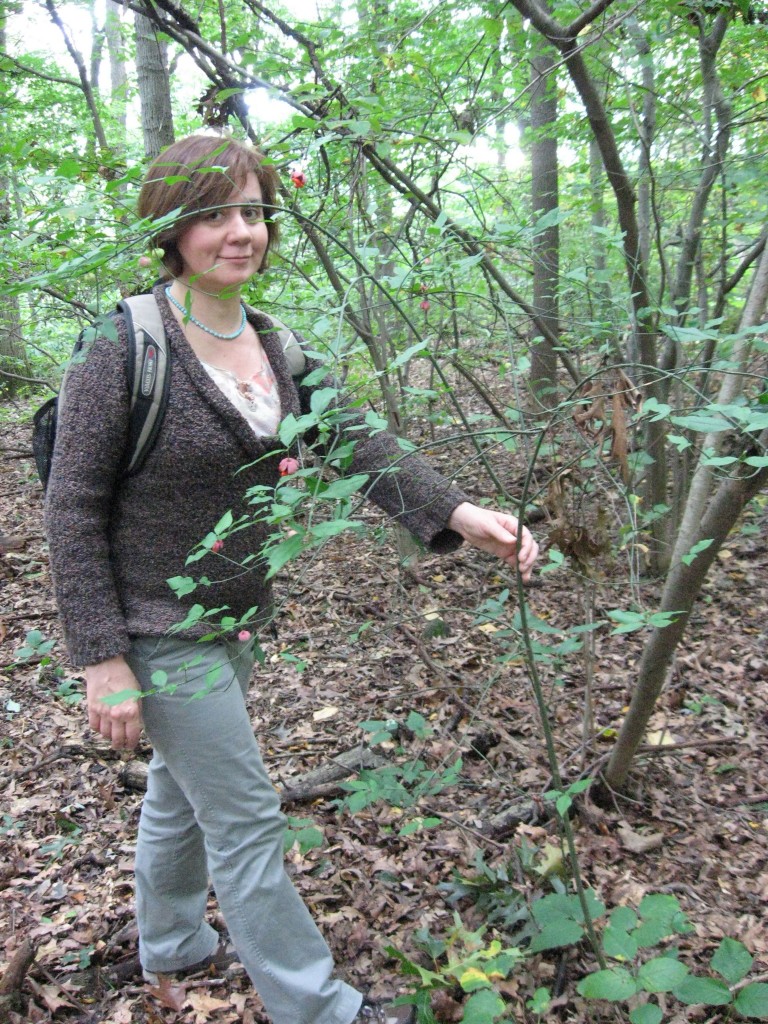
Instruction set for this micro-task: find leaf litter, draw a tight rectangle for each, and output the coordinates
[1,394,766,1023]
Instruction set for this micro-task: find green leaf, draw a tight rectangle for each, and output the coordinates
[637,956,689,993]
[526,988,551,1015]
[641,397,672,421]
[712,936,753,984]
[398,816,441,837]
[670,412,732,433]
[308,519,361,540]
[167,575,198,598]
[667,433,692,451]
[264,533,305,579]
[56,157,82,179]
[637,893,683,925]
[744,455,768,467]
[555,794,572,816]
[577,968,639,1001]
[603,924,639,961]
[529,919,583,952]
[99,688,141,707]
[672,975,732,1006]
[541,549,565,573]
[681,538,714,566]
[531,893,579,925]
[609,906,638,932]
[459,967,492,993]
[460,987,506,1023]
[388,340,429,371]
[733,983,768,1019]
[629,1003,663,1024]
[150,670,168,690]
[531,207,566,234]
[214,509,234,534]
[700,453,737,467]
[606,609,645,633]
[310,387,338,415]
[316,474,369,500]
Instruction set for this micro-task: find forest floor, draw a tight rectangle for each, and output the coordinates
[1,380,767,1024]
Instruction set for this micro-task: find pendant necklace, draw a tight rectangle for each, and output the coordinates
[165,285,247,340]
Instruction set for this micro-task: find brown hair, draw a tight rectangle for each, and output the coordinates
[137,134,281,279]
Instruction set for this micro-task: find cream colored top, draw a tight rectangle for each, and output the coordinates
[202,359,281,437]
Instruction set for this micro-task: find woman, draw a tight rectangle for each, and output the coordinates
[45,134,538,1024]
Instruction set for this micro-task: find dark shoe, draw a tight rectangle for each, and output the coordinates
[353,997,415,1023]
[142,937,241,986]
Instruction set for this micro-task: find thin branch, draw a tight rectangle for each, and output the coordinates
[565,0,619,39]
[1,52,80,88]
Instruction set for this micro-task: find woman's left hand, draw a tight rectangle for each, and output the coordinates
[448,502,540,581]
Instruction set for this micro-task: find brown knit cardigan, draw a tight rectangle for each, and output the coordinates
[45,285,469,667]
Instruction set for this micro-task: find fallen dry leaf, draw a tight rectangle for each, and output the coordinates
[312,705,339,721]
[145,976,187,1013]
[617,823,664,854]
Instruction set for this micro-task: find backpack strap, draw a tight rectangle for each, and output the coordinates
[247,306,307,378]
[117,294,171,478]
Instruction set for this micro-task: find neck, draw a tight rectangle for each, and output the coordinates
[165,281,247,341]
[168,279,243,320]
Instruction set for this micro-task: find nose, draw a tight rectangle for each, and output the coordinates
[226,210,252,241]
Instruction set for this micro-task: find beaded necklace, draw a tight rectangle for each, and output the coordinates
[165,285,247,340]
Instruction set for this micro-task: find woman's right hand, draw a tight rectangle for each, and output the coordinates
[84,656,143,750]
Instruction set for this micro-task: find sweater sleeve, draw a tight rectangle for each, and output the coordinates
[44,325,133,667]
[296,357,471,553]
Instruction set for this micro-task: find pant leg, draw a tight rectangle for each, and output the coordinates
[135,744,220,970]
[127,636,361,1024]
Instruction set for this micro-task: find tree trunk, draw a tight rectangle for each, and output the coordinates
[105,0,129,151]
[510,0,670,571]
[135,6,175,159]
[671,230,768,566]
[663,12,731,377]
[0,23,28,395]
[603,452,768,791]
[605,229,768,790]
[627,18,656,371]
[44,0,110,156]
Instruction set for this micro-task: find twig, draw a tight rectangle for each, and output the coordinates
[0,609,58,622]
[8,743,126,782]
[0,938,36,997]
[636,737,737,754]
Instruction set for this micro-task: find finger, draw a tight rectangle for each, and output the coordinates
[110,721,126,750]
[125,718,142,749]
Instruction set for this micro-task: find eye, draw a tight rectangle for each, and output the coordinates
[202,209,224,222]
[242,206,264,223]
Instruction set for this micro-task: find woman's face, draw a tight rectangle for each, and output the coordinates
[176,172,269,293]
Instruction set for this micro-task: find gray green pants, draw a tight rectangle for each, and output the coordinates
[126,636,362,1024]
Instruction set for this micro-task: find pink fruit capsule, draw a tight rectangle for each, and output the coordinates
[279,457,299,476]
[211,539,224,553]
[238,629,252,642]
